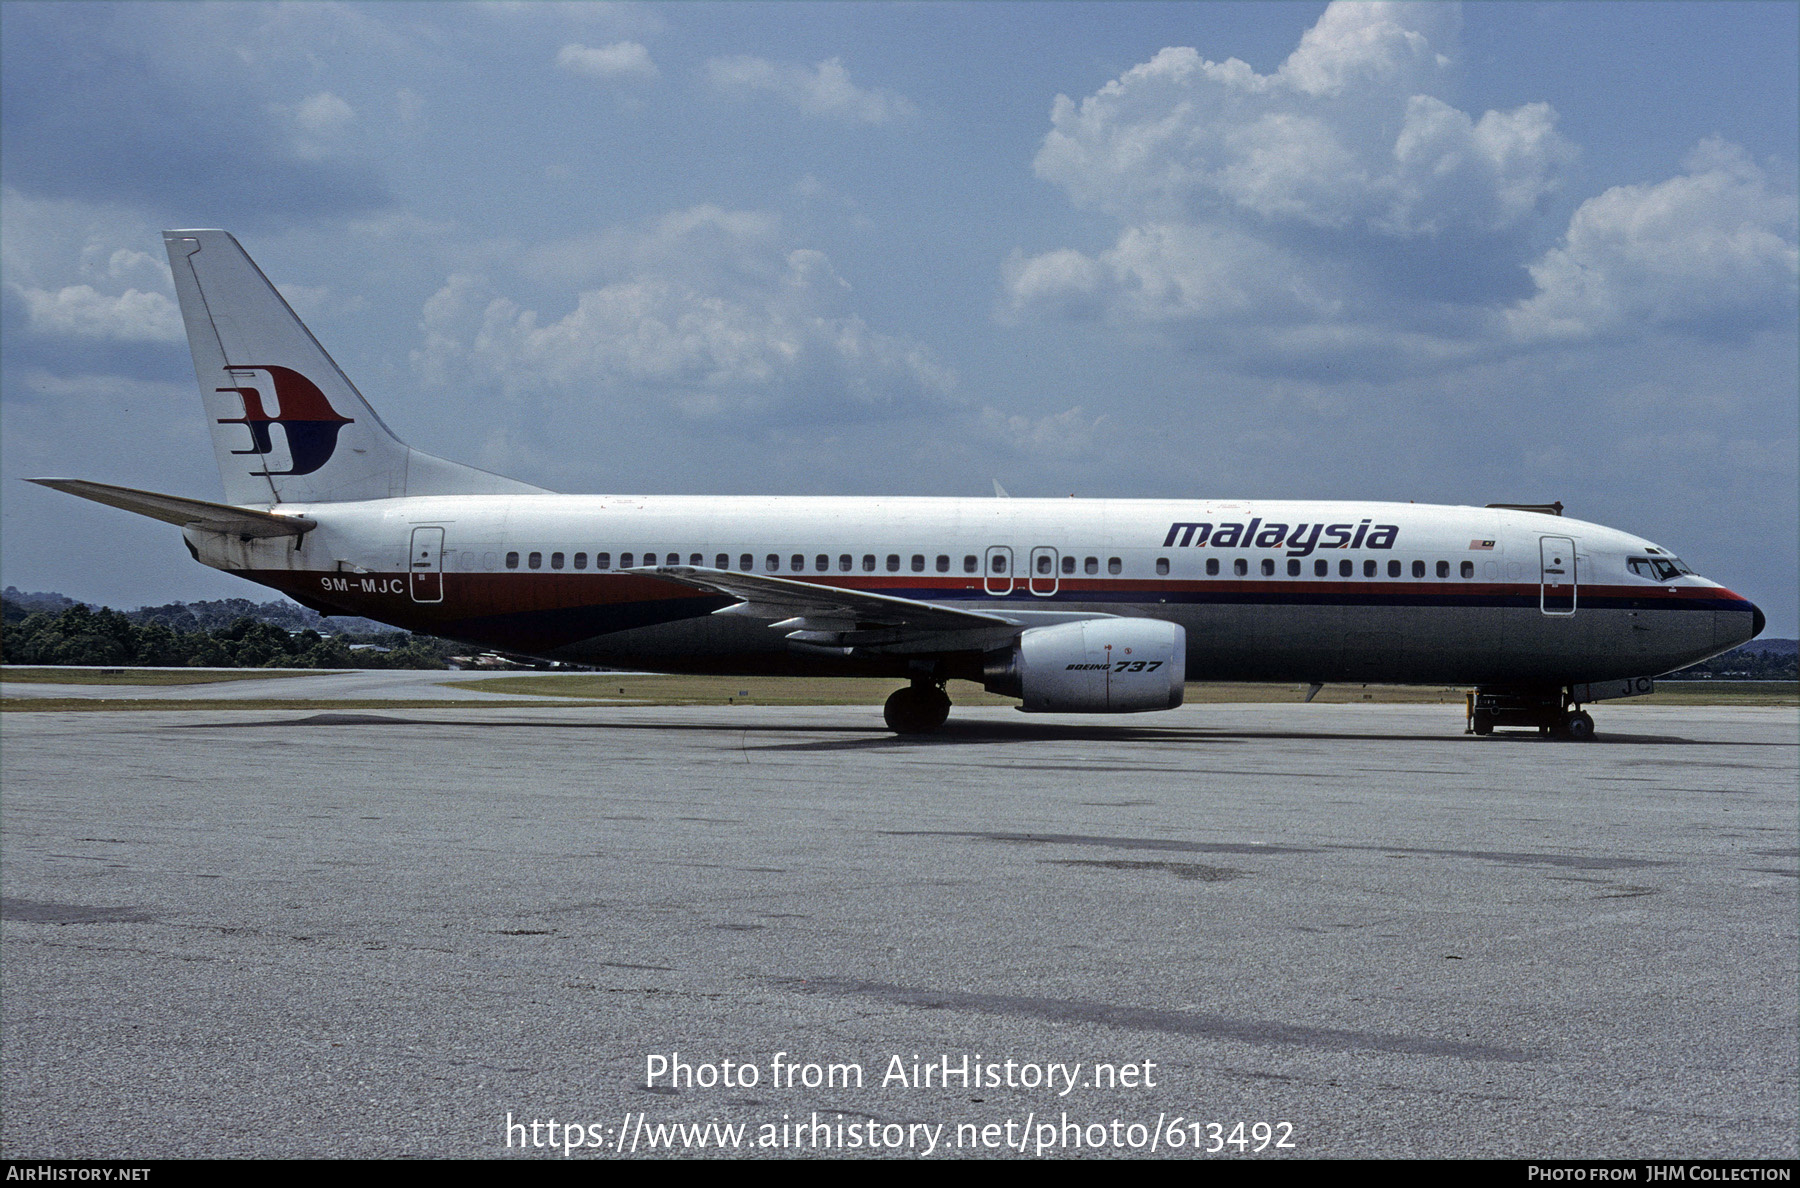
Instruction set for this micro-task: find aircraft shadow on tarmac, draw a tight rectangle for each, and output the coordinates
[164,711,1738,751]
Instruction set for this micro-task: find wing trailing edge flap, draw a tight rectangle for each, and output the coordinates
[28,478,315,539]
[634,566,1113,653]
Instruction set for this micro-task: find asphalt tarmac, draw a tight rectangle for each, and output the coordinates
[0,667,567,701]
[2,701,1794,1159]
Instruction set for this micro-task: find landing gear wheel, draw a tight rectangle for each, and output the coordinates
[1561,709,1595,741]
[1471,708,1495,736]
[884,684,951,734]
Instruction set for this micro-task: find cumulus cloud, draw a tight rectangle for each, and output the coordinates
[11,284,182,342]
[293,92,356,138]
[556,41,658,82]
[1030,4,1554,235]
[411,207,953,425]
[1508,140,1799,342]
[272,91,360,162]
[1007,1,1794,375]
[705,56,913,124]
[1006,2,1563,364]
[978,405,1106,460]
[1004,223,1341,328]
[1,189,184,343]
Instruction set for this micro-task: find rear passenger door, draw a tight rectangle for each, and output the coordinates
[409,526,445,603]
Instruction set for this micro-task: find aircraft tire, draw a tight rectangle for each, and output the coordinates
[1562,709,1596,741]
[884,685,951,734]
[1471,709,1495,736]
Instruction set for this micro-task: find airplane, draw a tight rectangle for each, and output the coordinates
[31,230,1765,738]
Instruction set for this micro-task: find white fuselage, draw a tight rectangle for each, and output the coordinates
[188,494,1759,687]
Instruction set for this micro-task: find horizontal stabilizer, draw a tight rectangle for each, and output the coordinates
[28,478,316,539]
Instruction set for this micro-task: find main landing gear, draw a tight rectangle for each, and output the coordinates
[1467,687,1596,741]
[884,681,951,734]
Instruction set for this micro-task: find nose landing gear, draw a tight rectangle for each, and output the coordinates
[1467,687,1598,740]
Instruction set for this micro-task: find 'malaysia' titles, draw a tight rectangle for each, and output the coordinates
[1163,518,1398,558]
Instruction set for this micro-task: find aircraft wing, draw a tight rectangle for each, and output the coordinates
[633,566,1096,653]
[28,478,315,538]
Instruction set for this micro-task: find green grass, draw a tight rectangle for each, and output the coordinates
[1635,681,1798,706]
[1,666,339,686]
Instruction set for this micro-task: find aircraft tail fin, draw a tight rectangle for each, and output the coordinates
[163,230,544,505]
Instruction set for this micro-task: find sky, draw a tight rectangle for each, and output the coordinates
[3,1,1796,635]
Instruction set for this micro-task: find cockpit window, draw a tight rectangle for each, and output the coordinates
[1629,556,1691,581]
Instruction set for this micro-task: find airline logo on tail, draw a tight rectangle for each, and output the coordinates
[215,366,354,476]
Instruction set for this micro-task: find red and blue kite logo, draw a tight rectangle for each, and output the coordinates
[216,366,353,476]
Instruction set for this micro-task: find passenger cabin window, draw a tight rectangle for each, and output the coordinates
[840,555,853,572]
[863,555,876,572]
[1364,559,1377,578]
[551,552,565,570]
[573,552,587,570]
[767,554,781,572]
[1233,558,1248,577]
[1315,559,1328,577]
[963,555,978,574]
[1108,557,1122,575]
[1287,559,1300,577]
[690,553,703,567]
[1340,559,1352,577]
[643,553,656,567]
[740,554,753,571]
[619,552,633,568]
[1461,560,1474,578]
[817,555,831,572]
[1388,560,1402,578]
[506,551,520,569]
[1062,556,1076,575]
[991,555,1007,574]
[1036,555,1052,575]
[596,552,611,570]
[912,555,926,573]
[1436,560,1449,579]
[793,554,806,572]
[1156,558,1169,576]
[1207,558,1220,576]
[529,551,543,570]
[715,553,729,570]
[1412,560,1426,578]
[937,555,950,573]
[887,554,901,572]
[1085,557,1098,575]
[1261,558,1275,577]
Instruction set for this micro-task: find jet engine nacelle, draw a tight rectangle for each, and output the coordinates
[983,618,1186,713]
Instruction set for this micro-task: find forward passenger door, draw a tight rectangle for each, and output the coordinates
[1540,535,1576,615]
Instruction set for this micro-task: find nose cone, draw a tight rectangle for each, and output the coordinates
[1752,602,1765,640]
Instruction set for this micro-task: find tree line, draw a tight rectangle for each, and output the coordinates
[2,599,456,669]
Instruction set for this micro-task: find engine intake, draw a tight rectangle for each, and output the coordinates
[983,619,1186,713]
